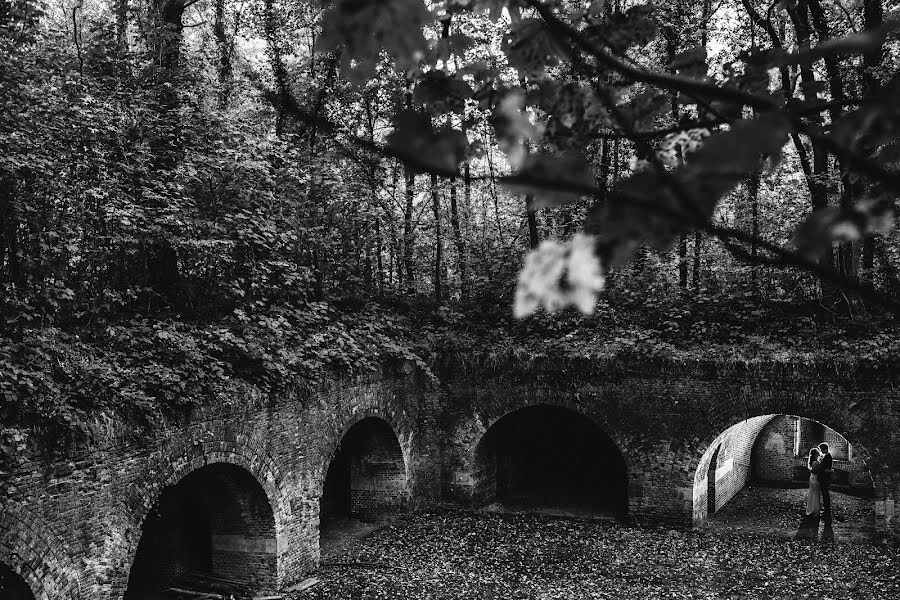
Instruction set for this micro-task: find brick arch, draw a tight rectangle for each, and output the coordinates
[319,404,413,483]
[468,400,635,479]
[318,408,411,523]
[462,401,631,515]
[111,429,286,597]
[688,412,877,526]
[689,412,876,484]
[0,499,82,600]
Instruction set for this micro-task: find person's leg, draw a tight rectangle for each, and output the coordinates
[821,486,832,524]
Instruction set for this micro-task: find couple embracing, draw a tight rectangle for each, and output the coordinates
[805,442,834,523]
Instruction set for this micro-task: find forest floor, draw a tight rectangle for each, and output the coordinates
[295,488,898,600]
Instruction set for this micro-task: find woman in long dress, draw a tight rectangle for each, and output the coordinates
[806,447,823,516]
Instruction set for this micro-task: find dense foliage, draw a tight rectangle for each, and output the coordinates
[2,0,900,466]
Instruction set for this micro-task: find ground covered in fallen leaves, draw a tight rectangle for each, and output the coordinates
[708,484,877,543]
[299,506,898,600]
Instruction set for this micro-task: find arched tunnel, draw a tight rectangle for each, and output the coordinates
[124,463,277,599]
[474,405,628,518]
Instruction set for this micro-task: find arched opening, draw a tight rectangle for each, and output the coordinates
[694,415,875,539]
[0,563,35,600]
[319,417,408,547]
[124,463,277,600]
[474,405,628,518]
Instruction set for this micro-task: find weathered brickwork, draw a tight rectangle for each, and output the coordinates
[1,368,438,599]
[2,358,899,598]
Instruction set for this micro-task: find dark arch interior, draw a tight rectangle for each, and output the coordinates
[320,417,407,537]
[475,405,628,518]
[124,463,277,600]
[0,563,34,600]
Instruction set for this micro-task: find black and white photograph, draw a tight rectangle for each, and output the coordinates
[2,0,900,598]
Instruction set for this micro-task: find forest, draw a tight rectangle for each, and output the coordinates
[1,0,899,461]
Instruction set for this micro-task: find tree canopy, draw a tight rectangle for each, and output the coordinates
[2,0,900,464]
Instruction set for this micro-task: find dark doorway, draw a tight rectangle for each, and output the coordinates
[475,405,628,518]
[0,564,34,600]
[124,463,277,600]
[320,443,352,523]
[707,445,721,515]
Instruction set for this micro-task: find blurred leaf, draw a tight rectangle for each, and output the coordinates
[413,71,473,114]
[502,18,569,77]
[318,0,431,83]
[386,111,468,175]
[584,4,657,52]
[500,152,596,208]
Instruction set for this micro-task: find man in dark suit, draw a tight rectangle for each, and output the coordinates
[818,442,834,524]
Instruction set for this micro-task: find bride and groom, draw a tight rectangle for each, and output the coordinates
[805,442,834,523]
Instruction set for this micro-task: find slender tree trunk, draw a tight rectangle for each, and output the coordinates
[485,143,505,244]
[404,166,416,292]
[149,0,186,169]
[431,173,442,304]
[788,2,834,295]
[463,161,472,293]
[691,0,712,290]
[449,175,466,298]
[861,0,884,281]
[807,0,857,281]
[375,217,383,293]
[747,165,761,292]
[213,0,233,108]
[665,29,688,289]
[0,175,20,284]
[115,0,128,76]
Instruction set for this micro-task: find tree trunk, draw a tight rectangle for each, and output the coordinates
[664,28,688,289]
[149,0,186,169]
[213,0,233,108]
[449,175,466,298]
[432,173,442,304]
[115,0,128,74]
[807,0,857,281]
[691,0,711,290]
[404,166,416,292]
[0,174,20,284]
[375,217,383,293]
[788,2,834,293]
[747,165,761,292]
[861,0,884,281]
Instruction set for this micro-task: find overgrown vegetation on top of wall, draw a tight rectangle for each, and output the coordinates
[6,285,900,473]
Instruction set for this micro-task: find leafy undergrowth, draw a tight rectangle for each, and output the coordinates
[0,300,435,468]
[302,510,900,600]
[440,286,900,373]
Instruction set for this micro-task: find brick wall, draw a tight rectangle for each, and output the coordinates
[693,416,775,524]
[440,359,898,530]
[0,367,439,599]
[1,358,899,599]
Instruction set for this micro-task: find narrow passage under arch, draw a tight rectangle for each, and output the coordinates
[320,417,408,541]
